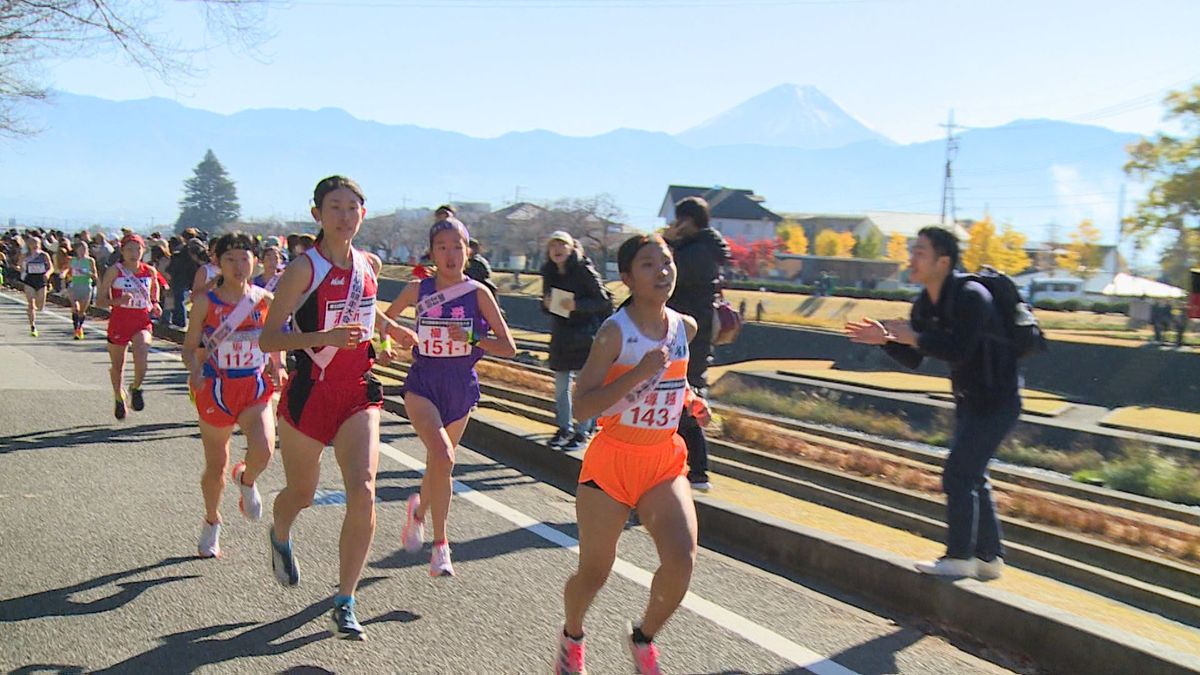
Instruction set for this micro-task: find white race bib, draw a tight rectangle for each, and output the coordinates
[417,317,472,358]
[215,330,266,370]
[26,262,47,274]
[117,276,151,309]
[321,298,376,334]
[620,379,687,429]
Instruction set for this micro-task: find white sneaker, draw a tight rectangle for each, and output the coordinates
[198,521,221,558]
[975,557,1005,581]
[231,461,262,521]
[915,557,976,577]
[430,542,455,577]
[402,493,424,553]
[690,481,713,493]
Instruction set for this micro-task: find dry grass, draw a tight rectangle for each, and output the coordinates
[475,360,556,397]
[720,414,1200,565]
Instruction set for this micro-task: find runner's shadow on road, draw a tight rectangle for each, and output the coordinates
[0,422,199,455]
[370,523,574,570]
[777,628,924,675]
[0,556,196,623]
[88,577,417,674]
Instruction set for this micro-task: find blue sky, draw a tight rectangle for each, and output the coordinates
[44,0,1200,144]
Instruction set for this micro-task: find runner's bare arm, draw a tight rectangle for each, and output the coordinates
[472,286,516,357]
[257,254,363,353]
[181,292,210,380]
[573,320,665,421]
[95,266,119,309]
[682,314,697,343]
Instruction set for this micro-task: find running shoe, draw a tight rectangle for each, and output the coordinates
[29,326,37,337]
[402,493,424,553]
[329,601,365,641]
[198,520,221,558]
[429,542,455,577]
[130,387,145,412]
[114,395,127,421]
[548,429,572,449]
[555,631,587,674]
[73,327,83,340]
[269,527,300,587]
[231,461,262,521]
[626,622,662,675]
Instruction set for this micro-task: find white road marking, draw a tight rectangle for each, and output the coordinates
[4,291,859,674]
[379,442,860,675]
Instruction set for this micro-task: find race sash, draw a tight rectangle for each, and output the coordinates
[116,263,152,310]
[264,270,283,293]
[305,248,369,380]
[416,279,481,317]
[601,314,681,418]
[202,289,262,360]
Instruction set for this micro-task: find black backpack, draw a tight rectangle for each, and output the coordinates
[957,266,1048,359]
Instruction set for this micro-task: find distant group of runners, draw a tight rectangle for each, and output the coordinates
[4,175,711,674]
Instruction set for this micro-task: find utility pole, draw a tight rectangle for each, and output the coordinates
[940,110,962,228]
[514,185,525,204]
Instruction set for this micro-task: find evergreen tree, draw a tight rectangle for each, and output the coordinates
[175,149,240,234]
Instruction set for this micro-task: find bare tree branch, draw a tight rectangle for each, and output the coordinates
[0,0,270,138]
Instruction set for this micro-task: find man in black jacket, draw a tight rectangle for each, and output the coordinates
[846,226,1020,580]
[665,197,732,492]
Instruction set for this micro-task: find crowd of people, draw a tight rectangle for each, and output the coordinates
[3,185,1034,674]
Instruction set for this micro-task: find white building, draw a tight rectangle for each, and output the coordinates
[659,185,782,241]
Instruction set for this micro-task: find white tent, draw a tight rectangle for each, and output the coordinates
[1100,273,1186,299]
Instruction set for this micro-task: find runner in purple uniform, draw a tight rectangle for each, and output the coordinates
[384,217,516,576]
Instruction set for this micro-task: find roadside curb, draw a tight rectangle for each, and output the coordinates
[384,397,1200,675]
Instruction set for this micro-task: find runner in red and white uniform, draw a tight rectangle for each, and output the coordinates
[182,232,282,559]
[96,234,161,420]
[258,175,416,641]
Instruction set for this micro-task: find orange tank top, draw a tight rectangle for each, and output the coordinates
[201,285,271,378]
[595,307,690,446]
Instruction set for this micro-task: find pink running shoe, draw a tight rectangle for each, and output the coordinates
[402,493,424,553]
[626,622,662,675]
[231,461,262,521]
[430,542,455,577]
[555,631,586,674]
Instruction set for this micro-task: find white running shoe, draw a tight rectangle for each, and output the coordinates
[198,521,221,558]
[430,542,455,577]
[915,557,976,577]
[231,461,262,521]
[975,557,1005,581]
[402,493,424,553]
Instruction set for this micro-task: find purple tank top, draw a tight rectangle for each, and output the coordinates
[411,277,489,371]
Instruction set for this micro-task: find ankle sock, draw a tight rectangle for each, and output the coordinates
[631,626,652,644]
[334,594,354,608]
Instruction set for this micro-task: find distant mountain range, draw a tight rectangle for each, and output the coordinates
[0,86,1139,239]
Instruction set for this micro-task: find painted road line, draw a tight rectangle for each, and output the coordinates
[378,442,860,675]
[5,291,858,673]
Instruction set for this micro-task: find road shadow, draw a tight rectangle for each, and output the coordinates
[375,462,539,505]
[90,578,417,674]
[789,627,923,675]
[370,522,575,570]
[0,422,199,455]
[0,556,196,622]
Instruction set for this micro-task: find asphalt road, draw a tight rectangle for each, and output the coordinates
[0,291,1017,674]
